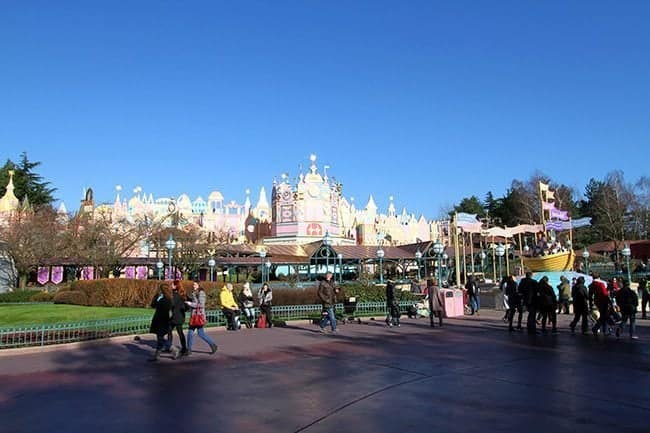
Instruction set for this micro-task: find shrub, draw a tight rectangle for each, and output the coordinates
[31,292,55,302]
[0,290,41,303]
[53,290,89,306]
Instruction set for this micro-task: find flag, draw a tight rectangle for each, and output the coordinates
[546,190,555,200]
[550,208,569,220]
[542,202,555,210]
[456,213,482,233]
[571,217,592,228]
[539,181,549,192]
[546,221,563,231]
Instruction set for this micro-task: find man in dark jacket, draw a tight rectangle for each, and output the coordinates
[505,275,523,332]
[614,278,639,339]
[639,278,649,319]
[466,275,480,315]
[518,272,539,334]
[385,280,400,327]
[569,276,590,334]
[590,274,611,336]
[318,272,339,333]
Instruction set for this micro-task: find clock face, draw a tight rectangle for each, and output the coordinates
[308,185,320,198]
[168,202,176,213]
[282,191,292,202]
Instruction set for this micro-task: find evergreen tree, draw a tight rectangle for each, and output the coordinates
[0,152,56,206]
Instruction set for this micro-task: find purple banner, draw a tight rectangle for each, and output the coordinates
[37,267,50,285]
[164,268,181,280]
[82,266,94,280]
[51,266,64,284]
[124,266,135,279]
[136,266,148,280]
[550,208,569,221]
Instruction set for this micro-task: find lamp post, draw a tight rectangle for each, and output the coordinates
[208,257,215,282]
[377,248,385,284]
[622,243,632,284]
[265,260,272,283]
[156,261,163,280]
[582,248,590,274]
[432,240,444,286]
[479,251,486,275]
[165,234,176,280]
[260,250,267,283]
[495,243,505,282]
[337,253,343,284]
[442,252,448,285]
[415,250,422,282]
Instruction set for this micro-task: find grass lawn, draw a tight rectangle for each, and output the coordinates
[0,304,150,327]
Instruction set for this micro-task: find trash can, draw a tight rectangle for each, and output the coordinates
[441,289,464,318]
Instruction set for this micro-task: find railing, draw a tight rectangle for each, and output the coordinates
[0,301,411,350]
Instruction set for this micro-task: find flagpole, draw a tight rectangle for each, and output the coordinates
[469,231,475,279]
[505,237,510,277]
[461,231,467,285]
[492,235,497,283]
[539,181,547,240]
[518,232,525,275]
[454,213,461,288]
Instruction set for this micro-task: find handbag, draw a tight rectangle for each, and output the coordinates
[256,313,267,329]
[189,307,207,328]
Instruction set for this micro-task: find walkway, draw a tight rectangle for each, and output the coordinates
[1,311,649,433]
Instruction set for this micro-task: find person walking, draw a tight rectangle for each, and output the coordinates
[220,283,241,331]
[591,273,611,336]
[614,278,639,339]
[519,272,539,335]
[426,279,444,327]
[148,283,177,361]
[385,280,400,327]
[466,275,480,315]
[237,282,256,328]
[167,280,189,356]
[557,276,571,315]
[538,276,558,334]
[639,278,649,319]
[258,283,273,328]
[318,272,338,333]
[505,275,523,332]
[185,281,218,355]
[569,276,590,334]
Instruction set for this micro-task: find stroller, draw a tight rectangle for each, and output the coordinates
[342,297,362,324]
[407,300,430,319]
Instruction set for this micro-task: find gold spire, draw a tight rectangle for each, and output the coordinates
[0,170,20,213]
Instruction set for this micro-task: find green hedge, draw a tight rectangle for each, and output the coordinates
[0,290,42,303]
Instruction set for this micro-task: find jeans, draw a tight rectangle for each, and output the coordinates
[320,307,337,331]
[241,307,256,328]
[469,294,479,314]
[618,312,636,337]
[187,326,215,350]
[592,304,611,335]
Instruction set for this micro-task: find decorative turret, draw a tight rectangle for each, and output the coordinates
[0,170,20,213]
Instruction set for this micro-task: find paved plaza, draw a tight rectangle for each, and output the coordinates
[1,310,649,433]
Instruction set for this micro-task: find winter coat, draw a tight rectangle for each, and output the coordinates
[258,287,273,306]
[385,281,396,307]
[429,284,444,312]
[571,282,589,313]
[614,286,639,315]
[220,288,239,310]
[237,291,255,309]
[590,280,610,308]
[170,291,187,326]
[318,279,337,308]
[149,293,171,335]
[505,279,520,304]
[558,280,571,300]
[518,277,538,307]
[538,280,557,310]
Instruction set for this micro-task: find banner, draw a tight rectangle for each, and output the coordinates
[37,267,50,285]
[456,213,483,233]
[542,202,555,210]
[550,208,569,220]
[81,266,94,280]
[546,221,563,231]
[51,266,64,284]
[539,181,549,192]
[125,266,135,279]
[571,217,592,229]
[136,266,148,280]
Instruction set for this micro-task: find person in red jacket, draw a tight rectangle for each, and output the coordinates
[590,274,611,336]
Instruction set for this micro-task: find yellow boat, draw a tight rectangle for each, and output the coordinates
[522,250,575,272]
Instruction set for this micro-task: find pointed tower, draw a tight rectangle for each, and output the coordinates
[0,170,20,213]
[254,187,271,222]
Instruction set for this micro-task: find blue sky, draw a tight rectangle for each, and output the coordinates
[1,1,648,218]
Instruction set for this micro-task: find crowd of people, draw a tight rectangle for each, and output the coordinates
[502,272,648,339]
[148,279,274,361]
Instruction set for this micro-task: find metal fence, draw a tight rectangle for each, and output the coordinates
[0,301,410,350]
